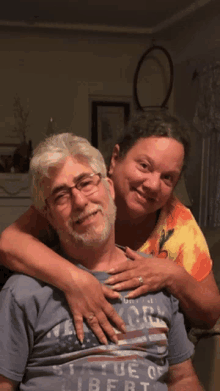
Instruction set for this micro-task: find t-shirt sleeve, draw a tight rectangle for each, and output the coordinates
[167,296,194,366]
[0,286,34,383]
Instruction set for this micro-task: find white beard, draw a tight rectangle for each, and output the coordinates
[59,194,117,248]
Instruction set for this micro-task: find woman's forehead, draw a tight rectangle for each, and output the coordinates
[126,137,184,170]
[129,136,184,154]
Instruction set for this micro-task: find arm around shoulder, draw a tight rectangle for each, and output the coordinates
[0,205,49,271]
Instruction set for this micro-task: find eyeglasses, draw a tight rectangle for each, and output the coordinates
[47,173,102,207]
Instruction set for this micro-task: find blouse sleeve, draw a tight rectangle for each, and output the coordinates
[172,218,212,281]
[164,201,212,282]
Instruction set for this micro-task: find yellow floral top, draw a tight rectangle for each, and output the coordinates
[139,196,212,282]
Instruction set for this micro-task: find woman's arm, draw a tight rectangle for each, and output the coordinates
[0,375,16,391]
[105,247,220,329]
[0,206,126,343]
[167,265,220,329]
[166,360,204,391]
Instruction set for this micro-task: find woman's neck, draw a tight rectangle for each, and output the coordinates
[115,211,158,251]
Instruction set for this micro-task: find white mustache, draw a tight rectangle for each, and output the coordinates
[71,206,103,224]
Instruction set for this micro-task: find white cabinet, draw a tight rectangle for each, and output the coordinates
[0,174,31,234]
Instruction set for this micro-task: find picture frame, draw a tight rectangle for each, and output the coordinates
[0,143,18,173]
[91,101,130,165]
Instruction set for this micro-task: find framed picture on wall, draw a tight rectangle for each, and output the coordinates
[0,144,18,173]
[91,101,130,166]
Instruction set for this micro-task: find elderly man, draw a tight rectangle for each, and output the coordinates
[0,133,202,390]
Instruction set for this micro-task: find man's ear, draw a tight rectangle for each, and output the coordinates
[108,144,120,176]
[105,177,115,200]
[44,205,54,228]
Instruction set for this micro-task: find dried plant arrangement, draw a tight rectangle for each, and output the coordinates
[12,94,30,143]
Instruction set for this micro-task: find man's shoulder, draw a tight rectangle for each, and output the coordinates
[1,274,54,304]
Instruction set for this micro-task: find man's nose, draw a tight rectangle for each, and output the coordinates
[71,188,88,209]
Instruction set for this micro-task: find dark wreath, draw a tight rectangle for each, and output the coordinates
[133,45,174,111]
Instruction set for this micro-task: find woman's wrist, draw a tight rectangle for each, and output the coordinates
[53,261,82,293]
[165,263,186,295]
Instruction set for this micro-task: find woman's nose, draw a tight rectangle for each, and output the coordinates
[143,172,161,193]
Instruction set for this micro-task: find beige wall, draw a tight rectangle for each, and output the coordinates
[0,29,173,150]
[171,12,220,222]
[0,28,172,233]
[171,14,220,389]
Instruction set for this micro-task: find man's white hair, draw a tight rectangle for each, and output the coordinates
[30,133,107,212]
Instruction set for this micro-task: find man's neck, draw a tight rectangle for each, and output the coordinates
[60,233,127,271]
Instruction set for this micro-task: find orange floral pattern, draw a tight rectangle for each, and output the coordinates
[139,196,212,282]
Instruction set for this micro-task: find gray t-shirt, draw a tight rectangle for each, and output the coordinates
[0,267,194,391]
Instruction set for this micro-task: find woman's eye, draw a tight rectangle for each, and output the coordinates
[163,175,173,185]
[138,162,149,170]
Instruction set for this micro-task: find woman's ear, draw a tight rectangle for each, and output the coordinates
[108,144,120,176]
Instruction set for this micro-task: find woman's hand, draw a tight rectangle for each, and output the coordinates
[105,247,178,298]
[63,268,126,345]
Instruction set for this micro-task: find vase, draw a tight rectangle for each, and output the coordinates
[13,140,32,173]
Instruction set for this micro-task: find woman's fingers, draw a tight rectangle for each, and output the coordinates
[85,312,109,345]
[71,313,84,344]
[98,290,126,335]
[73,310,109,345]
[110,276,146,291]
[71,302,122,345]
[94,302,126,343]
[65,282,126,345]
[126,286,148,299]
[105,269,134,285]
[107,260,134,274]
[125,246,138,260]
[102,284,122,299]
[82,301,125,345]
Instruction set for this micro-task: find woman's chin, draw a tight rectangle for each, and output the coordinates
[127,201,156,220]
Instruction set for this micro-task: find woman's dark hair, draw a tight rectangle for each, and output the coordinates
[116,110,191,171]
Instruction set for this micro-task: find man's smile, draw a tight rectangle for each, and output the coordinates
[73,209,101,226]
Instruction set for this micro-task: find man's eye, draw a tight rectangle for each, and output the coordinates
[80,179,93,188]
[55,192,69,203]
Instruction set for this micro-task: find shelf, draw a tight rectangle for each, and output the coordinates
[0,173,30,198]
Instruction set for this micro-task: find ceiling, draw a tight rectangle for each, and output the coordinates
[0,0,219,35]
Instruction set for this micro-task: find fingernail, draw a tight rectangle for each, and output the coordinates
[108,268,115,273]
[79,337,84,344]
[121,324,127,333]
[113,284,120,290]
[105,277,114,284]
[112,335,118,344]
[102,337,108,345]
[112,291,122,298]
